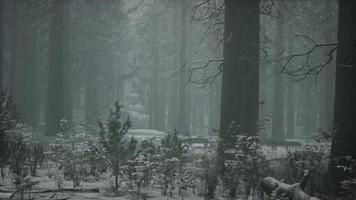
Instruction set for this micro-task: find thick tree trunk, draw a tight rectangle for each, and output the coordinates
[219,0,260,137]
[177,0,189,135]
[319,0,336,132]
[62,9,73,127]
[286,28,295,139]
[85,2,100,125]
[151,0,165,131]
[8,0,18,100]
[272,7,285,140]
[218,0,260,197]
[0,1,3,91]
[302,79,313,137]
[85,58,99,125]
[329,0,356,192]
[286,80,295,139]
[167,0,179,131]
[23,26,39,127]
[45,0,66,135]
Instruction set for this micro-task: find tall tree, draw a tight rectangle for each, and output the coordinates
[271,7,285,140]
[320,0,336,131]
[151,0,165,131]
[329,0,356,191]
[167,0,179,131]
[84,1,101,125]
[0,1,3,91]
[219,0,260,137]
[45,0,67,135]
[286,28,295,139]
[177,0,189,135]
[8,0,19,100]
[218,1,260,192]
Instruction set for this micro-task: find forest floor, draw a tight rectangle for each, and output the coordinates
[0,168,205,200]
[0,144,307,200]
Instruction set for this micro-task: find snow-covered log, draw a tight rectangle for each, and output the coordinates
[260,177,320,200]
[1,187,100,197]
[9,180,40,199]
[31,188,100,193]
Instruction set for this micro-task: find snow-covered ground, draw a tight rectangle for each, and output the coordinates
[0,168,205,200]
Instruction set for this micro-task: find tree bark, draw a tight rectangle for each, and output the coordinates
[329,0,356,192]
[218,0,260,196]
[8,0,18,100]
[219,0,260,137]
[0,1,3,91]
[272,6,285,140]
[286,27,295,139]
[45,0,67,135]
[177,0,189,135]
[319,0,336,132]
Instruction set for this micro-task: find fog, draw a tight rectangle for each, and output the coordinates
[1,0,355,200]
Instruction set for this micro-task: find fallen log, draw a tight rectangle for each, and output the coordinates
[1,188,100,195]
[0,189,12,193]
[32,188,100,193]
[10,180,40,199]
[260,177,320,200]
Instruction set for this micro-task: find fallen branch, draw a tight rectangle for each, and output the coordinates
[260,176,320,200]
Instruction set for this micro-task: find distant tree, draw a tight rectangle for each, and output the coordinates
[8,0,18,100]
[177,0,189,135]
[45,0,70,135]
[271,2,285,140]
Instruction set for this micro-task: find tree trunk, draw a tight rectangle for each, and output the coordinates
[0,1,3,91]
[219,0,260,137]
[218,0,260,196]
[177,0,189,135]
[319,0,336,132]
[286,28,295,139]
[85,1,100,125]
[45,0,67,135]
[271,6,285,140]
[22,25,39,127]
[8,0,18,100]
[329,0,356,192]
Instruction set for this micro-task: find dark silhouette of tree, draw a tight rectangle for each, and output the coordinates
[45,0,68,135]
[328,0,356,193]
[218,0,260,198]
